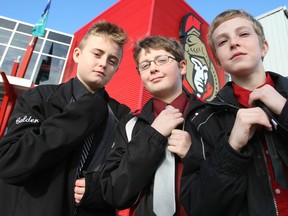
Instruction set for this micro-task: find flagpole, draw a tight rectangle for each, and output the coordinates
[10,56,21,77]
[16,37,38,78]
[16,0,51,79]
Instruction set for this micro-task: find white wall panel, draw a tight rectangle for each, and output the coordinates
[257,6,288,77]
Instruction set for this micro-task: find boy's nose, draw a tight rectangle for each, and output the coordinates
[230,36,239,48]
[149,61,159,72]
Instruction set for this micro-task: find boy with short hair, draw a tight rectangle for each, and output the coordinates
[101,35,204,216]
[181,9,288,216]
[0,21,130,216]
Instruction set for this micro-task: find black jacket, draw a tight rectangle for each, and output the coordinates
[181,72,288,216]
[101,91,204,215]
[0,78,130,216]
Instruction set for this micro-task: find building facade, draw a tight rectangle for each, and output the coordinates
[257,6,288,77]
[0,16,73,137]
[0,2,287,138]
[0,16,73,85]
[62,0,226,111]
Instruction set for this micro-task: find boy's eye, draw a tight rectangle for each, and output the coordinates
[239,32,250,37]
[109,58,119,66]
[139,62,150,70]
[157,58,167,64]
[217,39,227,47]
[109,60,116,65]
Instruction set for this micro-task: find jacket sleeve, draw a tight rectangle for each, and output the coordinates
[77,171,114,210]
[78,103,131,209]
[278,100,288,134]
[181,117,253,216]
[101,116,167,209]
[0,88,108,184]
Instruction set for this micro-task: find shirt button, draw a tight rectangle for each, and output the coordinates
[265,150,269,155]
[275,188,281,194]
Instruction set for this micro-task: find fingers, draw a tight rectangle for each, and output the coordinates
[237,107,272,130]
[151,106,184,137]
[74,190,84,203]
[249,84,286,115]
[75,178,85,187]
[229,107,272,151]
[167,130,191,158]
[74,178,86,203]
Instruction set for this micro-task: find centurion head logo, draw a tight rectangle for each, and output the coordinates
[179,13,221,101]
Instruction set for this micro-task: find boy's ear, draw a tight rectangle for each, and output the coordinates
[262,40,269,58]
[179,60,187,75]
[73,47,81,64]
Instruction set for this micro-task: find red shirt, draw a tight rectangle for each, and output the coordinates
[233,73,288,215]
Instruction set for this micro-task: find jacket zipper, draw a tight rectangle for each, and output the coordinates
[260,141,279,216]
[205,98,279,215]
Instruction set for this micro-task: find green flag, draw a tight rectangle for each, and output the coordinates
[32,0,51,37]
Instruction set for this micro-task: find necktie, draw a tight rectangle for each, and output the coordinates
[77,132,94,178]
[153,105,176,216]
[153,147,176,216]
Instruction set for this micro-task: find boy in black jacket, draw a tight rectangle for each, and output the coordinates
[181,9,288,216]
[0,21,130,216]
[101,35,204,216]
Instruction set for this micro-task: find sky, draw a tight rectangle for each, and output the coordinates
[1,0,287,35]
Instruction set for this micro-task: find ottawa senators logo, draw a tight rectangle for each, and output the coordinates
[179,13,221,101]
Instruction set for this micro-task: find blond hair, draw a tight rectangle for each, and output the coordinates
[208,9,266,64]
[78,20,127,51]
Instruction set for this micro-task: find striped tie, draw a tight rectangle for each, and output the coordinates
[77,132,94,178]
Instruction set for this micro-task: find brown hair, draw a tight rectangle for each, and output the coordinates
[133,35,185,64]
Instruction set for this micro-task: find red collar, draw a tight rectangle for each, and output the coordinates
[153,92,189,116]
[232,73,275,107]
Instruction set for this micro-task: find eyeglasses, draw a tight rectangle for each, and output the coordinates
[137,55,177,72]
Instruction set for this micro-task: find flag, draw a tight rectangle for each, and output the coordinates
[32,0,51,37]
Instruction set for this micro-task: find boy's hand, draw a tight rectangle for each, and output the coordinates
[167,129,191,158]
[151,105,184,137]
[74,178,86,204]
[229,107,272,152]
[249,84,287,115]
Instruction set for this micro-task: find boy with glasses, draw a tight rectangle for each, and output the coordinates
[101,35,204,216]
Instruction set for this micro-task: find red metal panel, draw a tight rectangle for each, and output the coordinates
[0,72,17,138]
[62,0,226,111]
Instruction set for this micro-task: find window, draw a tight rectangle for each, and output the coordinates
[24,53,39,79]
[0,18,16,29]
[33,55,65,85]
[0,45,6,63]
[48,31,72,44]
[0,17,73,85]
[0,47,24,75]
[0,28,12,44]
[43,41,69,58]
[34,38,44,52]
[16,23,33,34]
[10,33,30,49]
